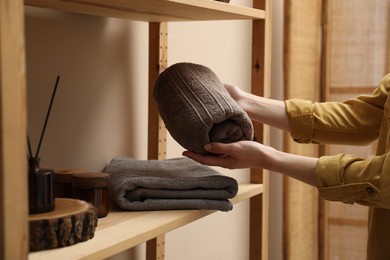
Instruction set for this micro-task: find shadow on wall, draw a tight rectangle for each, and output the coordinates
[25,6,147,172]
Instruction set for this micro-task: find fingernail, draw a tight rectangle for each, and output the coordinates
[204,144,211,151]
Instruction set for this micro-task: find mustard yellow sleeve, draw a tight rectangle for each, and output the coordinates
[285,74,390,145]
[285,98,383,145]
[284,99,315,143]
[315,153,390,209]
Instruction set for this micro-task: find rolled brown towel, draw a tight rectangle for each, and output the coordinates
[153,62,254,154]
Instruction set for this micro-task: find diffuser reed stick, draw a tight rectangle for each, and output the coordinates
[34,75,60,159]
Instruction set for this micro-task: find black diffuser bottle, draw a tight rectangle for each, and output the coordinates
[28,76,60,214]
[28,157,55,214]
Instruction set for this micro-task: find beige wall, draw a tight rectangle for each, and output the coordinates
[25,0,284,259]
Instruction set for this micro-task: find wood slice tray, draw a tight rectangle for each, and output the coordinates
[29,198,98,252]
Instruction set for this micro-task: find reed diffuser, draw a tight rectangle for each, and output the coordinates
[28,76,60,214]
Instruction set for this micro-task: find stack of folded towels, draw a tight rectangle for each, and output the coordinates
[105,156,238,212]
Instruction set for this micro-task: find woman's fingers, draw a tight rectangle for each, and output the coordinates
[204,142,234,155]
[182,143,238,168]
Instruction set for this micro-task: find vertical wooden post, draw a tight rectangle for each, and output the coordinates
[147,22,168,260]
[0,0,28,259]
[250,0,271,260]
[283,1,322,259]
[318,1,329,259]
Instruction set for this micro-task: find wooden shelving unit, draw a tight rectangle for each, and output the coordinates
[29,183,263,260]
[24,0,266,21]
[0,0,271,259]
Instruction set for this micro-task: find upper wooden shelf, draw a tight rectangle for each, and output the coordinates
[24,0,265,21]
[29,183,263,260]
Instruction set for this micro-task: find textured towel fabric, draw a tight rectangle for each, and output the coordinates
[104,156,238,212]
[153,62,254,154]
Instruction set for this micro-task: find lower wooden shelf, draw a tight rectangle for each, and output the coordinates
[29,183,263,260]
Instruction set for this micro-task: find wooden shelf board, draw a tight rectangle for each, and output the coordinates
[24,0,265,21]
[29,182,263,260]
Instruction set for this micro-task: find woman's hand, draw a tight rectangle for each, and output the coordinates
[183,140,318,186]
[224,84,253,117]
[182,141,276,169]
[224,84,291,132]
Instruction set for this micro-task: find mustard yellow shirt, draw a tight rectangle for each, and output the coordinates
[285,73,390,260]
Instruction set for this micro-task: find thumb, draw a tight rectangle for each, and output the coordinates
[204,142,232,155]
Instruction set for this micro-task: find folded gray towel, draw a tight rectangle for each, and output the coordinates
[104,156,238,212]
[153,62,254,154]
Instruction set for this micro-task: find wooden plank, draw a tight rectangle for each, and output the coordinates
[250,0,271,259]
[147,22,168,260]
[319,2,331,258]
[283,1,322,260]
[25,0,266,21]
[148,22,166,161]
[146,235,165,260]
[157,23,168,161]
[29,183,264,260]
[0,0,28,259]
